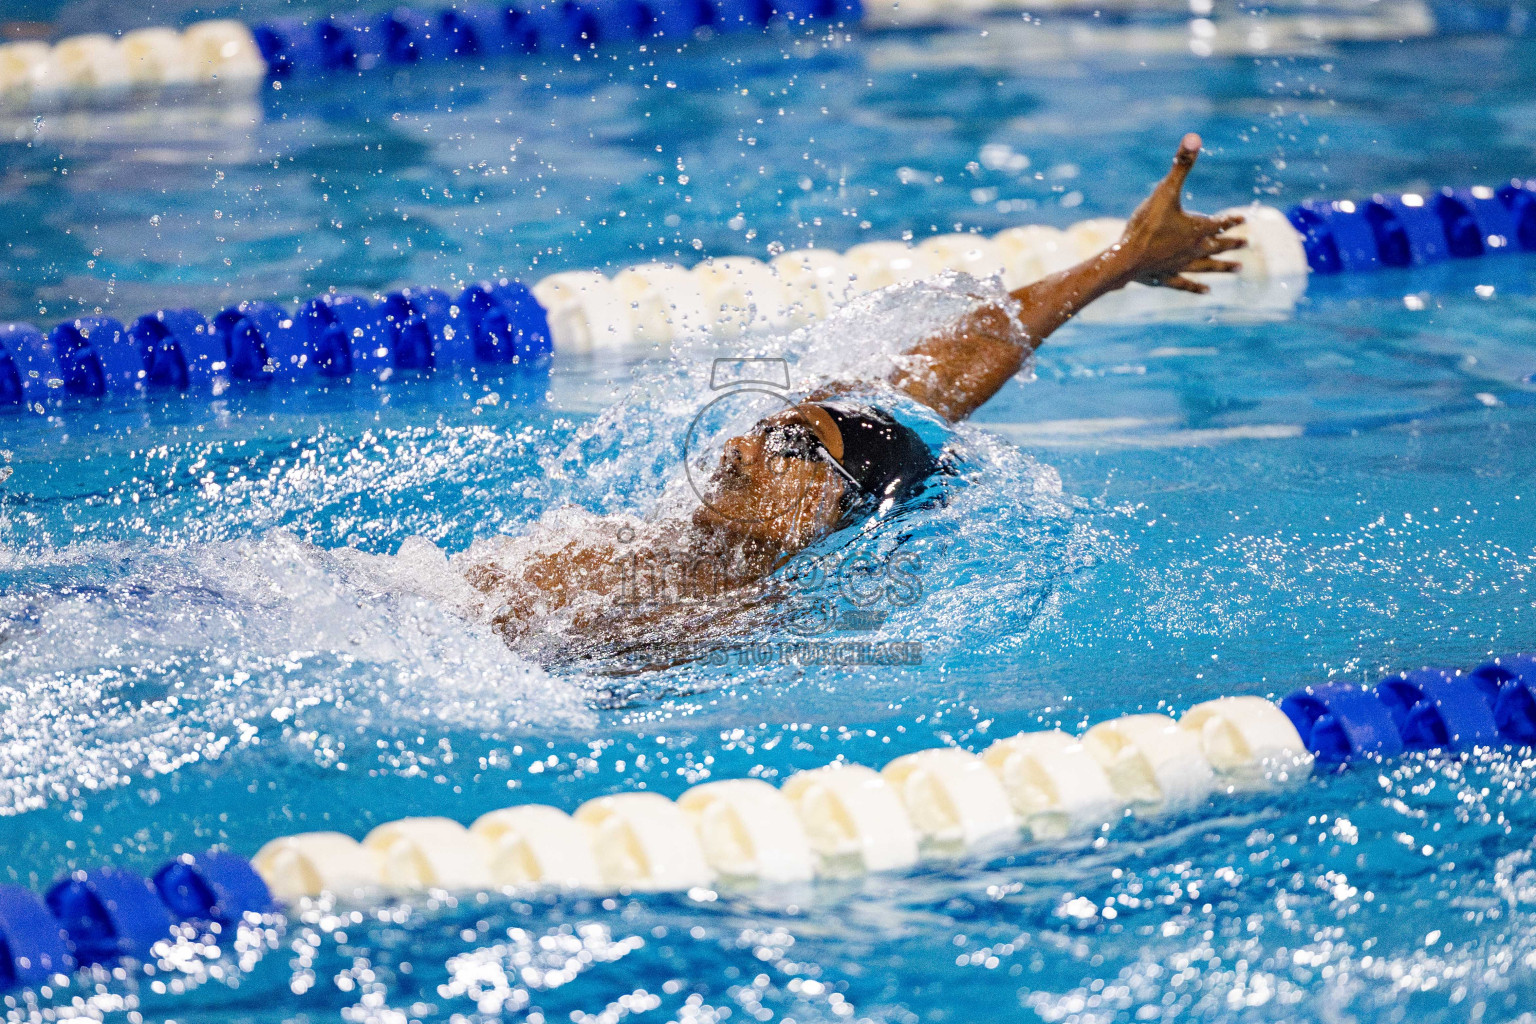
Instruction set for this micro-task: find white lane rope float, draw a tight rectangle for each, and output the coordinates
[250,695,1311,898]
[523,202,1310,355]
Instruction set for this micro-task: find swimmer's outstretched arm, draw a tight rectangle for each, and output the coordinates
[887,133,1245,422]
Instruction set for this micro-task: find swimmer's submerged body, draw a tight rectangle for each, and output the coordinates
[460,135,1245,670]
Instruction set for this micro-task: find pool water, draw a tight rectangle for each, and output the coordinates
[4,3,1536,1022]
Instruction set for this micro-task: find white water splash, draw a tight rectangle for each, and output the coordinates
[0,531,591,816]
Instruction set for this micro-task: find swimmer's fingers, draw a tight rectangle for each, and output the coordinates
[1156,133,1203,204]
[1183,257,1241,274]
[1141,134,1203,215]
[1201,234,1246,255]
[1151,274,1210,294]
[1190,215,1244,244]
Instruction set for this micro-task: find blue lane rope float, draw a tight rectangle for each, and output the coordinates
[130,309,228,392]
[1471,654,1536,744]
[1286,179,1536,274]
[0,279,554,413]
[1278,682,1406,764]
[151,851,275,927]
[45,318,142,399]
[0,324,54,409]
[0,850,272,993]
[1375,668,1504,752]
[255,0,864,76]
[0,887,72,991]
[44,868,177,967]
[1279,654,1536,764]
[1,652,1533,996]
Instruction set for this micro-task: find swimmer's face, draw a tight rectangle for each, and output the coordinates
[695,411,849,546]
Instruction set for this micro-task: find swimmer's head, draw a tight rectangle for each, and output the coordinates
[694,406,851,546]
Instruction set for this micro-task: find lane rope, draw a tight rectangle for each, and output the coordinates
[0,203,1306,414]
[0,1,1479,114]
[3,652,1532,994]
[11,176,1536,418]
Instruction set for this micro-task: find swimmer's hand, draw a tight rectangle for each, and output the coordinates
[884,134,1248,422]
[1119,133,1245,295]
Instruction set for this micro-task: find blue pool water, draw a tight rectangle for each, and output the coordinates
[4,2,1536,1021]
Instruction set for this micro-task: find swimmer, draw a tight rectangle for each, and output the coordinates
[457,134,1244,667]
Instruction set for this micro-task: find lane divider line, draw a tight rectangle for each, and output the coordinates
[3,653,1532,996]
[2,2,1488,115]
[0,203,1306,415]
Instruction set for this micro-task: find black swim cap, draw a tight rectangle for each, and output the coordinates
[811,401,936,505]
